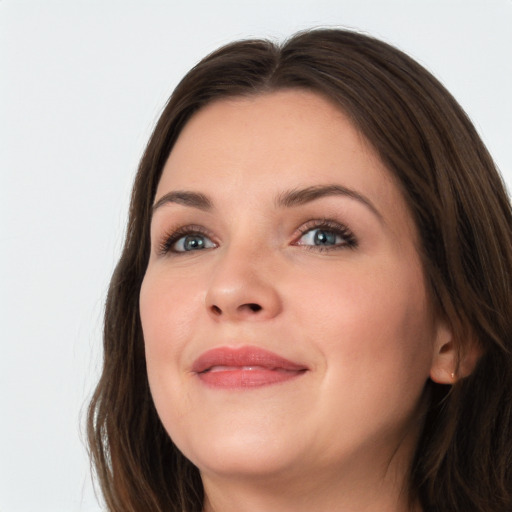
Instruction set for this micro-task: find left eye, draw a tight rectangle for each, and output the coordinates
[170,233,216,253]
[295,224,357,249]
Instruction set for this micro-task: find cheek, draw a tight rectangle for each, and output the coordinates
[140,267,201,350]
[139,268,202,394]
[294,256,435,383]
[139,267,207,443]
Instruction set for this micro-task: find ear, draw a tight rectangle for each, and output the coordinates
[429,320,482,384]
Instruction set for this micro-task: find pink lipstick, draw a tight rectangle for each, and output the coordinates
[192,346,308,389]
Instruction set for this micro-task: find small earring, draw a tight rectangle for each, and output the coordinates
[450,372,456,380]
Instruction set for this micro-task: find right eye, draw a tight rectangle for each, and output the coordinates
[159,227,217,255]
[172,233,216,252]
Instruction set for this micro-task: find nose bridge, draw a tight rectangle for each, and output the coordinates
[205,236,282,321]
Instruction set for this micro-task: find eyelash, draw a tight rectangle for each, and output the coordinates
[157,219,358,256]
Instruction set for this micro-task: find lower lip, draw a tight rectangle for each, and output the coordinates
[197,368,306,389]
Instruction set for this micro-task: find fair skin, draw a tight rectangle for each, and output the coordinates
[139,90,458,512]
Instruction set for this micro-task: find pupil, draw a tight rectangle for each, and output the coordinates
[314,230,335,245]
[185,236,204,251]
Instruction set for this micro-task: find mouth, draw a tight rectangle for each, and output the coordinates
[191,346,309,389]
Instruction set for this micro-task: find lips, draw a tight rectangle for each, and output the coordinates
[191,346,308,389]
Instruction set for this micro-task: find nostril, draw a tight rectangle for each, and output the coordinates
[209,302,263,316]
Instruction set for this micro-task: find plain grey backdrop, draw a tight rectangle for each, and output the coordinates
[1,1,511,511]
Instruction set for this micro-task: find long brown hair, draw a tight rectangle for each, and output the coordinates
[87,28,512,511]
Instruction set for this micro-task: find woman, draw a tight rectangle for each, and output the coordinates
[87,29,512,511]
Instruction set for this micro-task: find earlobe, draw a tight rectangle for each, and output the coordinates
[429,321,482,384]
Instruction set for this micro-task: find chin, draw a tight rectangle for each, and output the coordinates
[175,423,305,479]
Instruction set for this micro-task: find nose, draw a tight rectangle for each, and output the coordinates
[205,247,283,322]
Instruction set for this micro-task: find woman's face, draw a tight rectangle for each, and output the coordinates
[140,90,450,487]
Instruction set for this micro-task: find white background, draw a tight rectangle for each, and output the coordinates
[1,1,511,511]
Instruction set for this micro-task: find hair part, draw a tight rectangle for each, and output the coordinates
[88,28,512,511]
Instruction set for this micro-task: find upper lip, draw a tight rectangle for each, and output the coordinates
[191,346,308,373]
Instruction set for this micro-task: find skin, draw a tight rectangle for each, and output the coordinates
[139,90,457,512]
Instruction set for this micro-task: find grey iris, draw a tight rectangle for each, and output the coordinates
[184,235,205,251]
[314,230,336,245]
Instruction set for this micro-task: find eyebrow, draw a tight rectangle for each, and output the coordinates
[152,184,381,220]
[275,184,382,219]
[152,191,213,213]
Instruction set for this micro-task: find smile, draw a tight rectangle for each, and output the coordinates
[191,346,308,389]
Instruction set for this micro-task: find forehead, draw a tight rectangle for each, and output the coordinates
[157,90,413,235]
